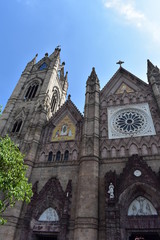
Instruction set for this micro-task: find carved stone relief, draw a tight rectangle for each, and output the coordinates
[38,207,59,221]
[128,196,158,216]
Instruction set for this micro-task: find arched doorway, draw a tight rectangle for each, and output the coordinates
[119,187,160,240]
[105,155,160,240]
[129,232,160,240]
[32,207,60,240]
[19,178,72,240]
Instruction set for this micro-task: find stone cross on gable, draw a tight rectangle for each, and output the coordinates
[116,60,124,67]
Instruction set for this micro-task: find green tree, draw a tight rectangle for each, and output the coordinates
[0,108,32,224]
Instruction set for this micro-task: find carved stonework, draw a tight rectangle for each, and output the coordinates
[38,207,59,221]
[108,103,156,139]
[117,155,160,195]
[128,196,158,216]
[116,83,134,94]
[105,155,160,240]
[20,178,72,240]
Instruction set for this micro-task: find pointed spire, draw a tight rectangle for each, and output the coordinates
[147,59,155,73]
[147,59,160,86]
[29,53,38,65]
[147,59,159,76]
[87,67,99,85]
[49,47,61,60]
[23,53,38,73]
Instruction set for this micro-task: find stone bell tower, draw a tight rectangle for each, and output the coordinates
[0,48,68,240]
[0,47,68,148]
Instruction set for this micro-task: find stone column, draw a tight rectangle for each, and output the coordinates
[74,68,100,240]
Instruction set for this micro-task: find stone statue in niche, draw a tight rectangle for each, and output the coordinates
[128,196,157,216]
[108,182,114,199]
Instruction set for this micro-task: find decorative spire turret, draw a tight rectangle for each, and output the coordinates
[49,47,61,60]
[87,67,99,85]
[23,53,38,74]
[147,59,159,82]
[74,67,100,239]
[147,60,160,110]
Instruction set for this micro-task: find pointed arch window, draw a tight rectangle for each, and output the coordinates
[64,150,69,161]
[56,151,61,161]
[57,70,61,79]
[48,151,53,162]
[39,62,47,70]
[25,83,39,100]
[38,207,59,221]
[12,119,22,133]
[51,89,59,113]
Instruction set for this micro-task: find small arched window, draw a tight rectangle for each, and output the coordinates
[57,70,61,79]
[12,119,22,133]
[25,83,39,100]
[48,151,53,162]
[51,89,59,113]
[64,150,69,161]
[56,151,61,161]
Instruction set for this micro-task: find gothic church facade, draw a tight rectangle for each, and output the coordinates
[1,47,160,240]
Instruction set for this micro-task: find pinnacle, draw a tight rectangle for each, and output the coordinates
[87,67,99,84]
[28,53,38,65]
[147,59,159,74]
[49,47,61,60]
[147,59,155,72]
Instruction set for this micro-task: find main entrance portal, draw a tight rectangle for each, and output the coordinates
[129,233,160,240]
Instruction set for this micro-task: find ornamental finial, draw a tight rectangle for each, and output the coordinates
[116,60,124,67]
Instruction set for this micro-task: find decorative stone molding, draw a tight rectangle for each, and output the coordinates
[20,178,72,240]
[105,155,160,240]
[108,103,156,139]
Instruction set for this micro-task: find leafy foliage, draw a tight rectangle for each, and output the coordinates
[0,136,32,224]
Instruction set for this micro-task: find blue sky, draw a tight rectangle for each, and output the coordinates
[1,0,160,113]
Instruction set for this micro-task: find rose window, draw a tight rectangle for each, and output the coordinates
[108,103,156,139]
[112,110,148,134]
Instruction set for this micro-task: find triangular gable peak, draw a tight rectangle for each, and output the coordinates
[31,49,61,72]
[100,67,149,100]
[50,98,83,125]
[32,55,51,71]
[41,98,83,143]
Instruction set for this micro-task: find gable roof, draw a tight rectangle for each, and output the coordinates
[100,66,149,99]
[47,98,83,127]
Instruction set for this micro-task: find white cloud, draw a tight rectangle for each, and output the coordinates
[104,0,145,27]
[103,0,160,44]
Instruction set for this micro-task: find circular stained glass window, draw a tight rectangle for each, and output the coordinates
[112,109,148,135]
